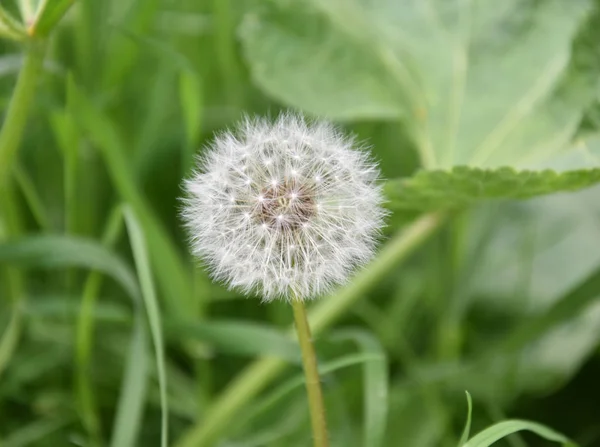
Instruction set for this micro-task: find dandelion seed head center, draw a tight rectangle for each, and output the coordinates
[253,179,315,230]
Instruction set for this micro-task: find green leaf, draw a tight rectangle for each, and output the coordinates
[462,420,575,447]
[457,185,600,398]
[240,0,593,168]
[332,330,388,447]
[124,207,169,447]
[0,5,26,41]
[0,235,140,301]
[179,69,203,170]
[239,352,385,432]
[458,392,473,447]
[240,2,403,120]
[68,77,195,319]
[168,320,300,362]
[30,0,75,37]
[385,166,600,212]
[2,417,70,447]
[109,316,150,447]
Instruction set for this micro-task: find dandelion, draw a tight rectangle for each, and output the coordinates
[182,113,386,447]
[182,113,386,301]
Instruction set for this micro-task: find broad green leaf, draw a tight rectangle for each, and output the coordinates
[124,207,168,447]
[240,2,403,120]
[333,330,388,447]
[384,166,600,212]
[459,184,600,397]
[29,0,75,37]
[462,420,575,447]
[0,235,140,301]
[169,320,300,362]
[240,0,593,168]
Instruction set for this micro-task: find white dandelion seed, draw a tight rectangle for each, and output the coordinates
[181,113,386,301]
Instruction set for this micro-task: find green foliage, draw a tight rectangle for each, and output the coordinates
[385,166,600,211]
[1,0,600,446]
[240,0,596,169]
[462,420,575,447]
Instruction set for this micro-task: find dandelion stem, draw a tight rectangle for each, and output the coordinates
[291,298,329,447]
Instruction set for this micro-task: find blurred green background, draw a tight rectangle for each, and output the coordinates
[1,0,600,446]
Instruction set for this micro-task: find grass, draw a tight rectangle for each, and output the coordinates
[0,1,599,447]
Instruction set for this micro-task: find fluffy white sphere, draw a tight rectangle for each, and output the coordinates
[182,113,386,301]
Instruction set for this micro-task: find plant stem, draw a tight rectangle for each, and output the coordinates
[0,39,46,187]
[174,212,444,447]
[291,298,329,447]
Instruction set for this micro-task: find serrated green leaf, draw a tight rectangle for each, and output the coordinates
[462,420,575,447]
[385,166,600,211]
[240,0,593,169]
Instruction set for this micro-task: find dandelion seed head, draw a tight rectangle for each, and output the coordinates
[182,113,386,301]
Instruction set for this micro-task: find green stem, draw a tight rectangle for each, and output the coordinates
[174,212,444,447]
[0,39,45,382]
[291,299,329,447]
[0,39,46,187]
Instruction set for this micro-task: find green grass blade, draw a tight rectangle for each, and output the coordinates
[239,353,384,434]
[75,205,124,445]
[463,420,575,447]
[3,417,70,447]
[0,234,140,301]
[124,206,169,447]
[167,319,300,362]
[109,316,150,447]
[67,76,194,319]
[12,163,50,231]
[332,330,389,447]
[0,301,23,380]
[458,392,473,447]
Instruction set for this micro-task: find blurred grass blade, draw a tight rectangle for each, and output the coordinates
[109,316,150,447]
[168,319,300,362]
[124,206,169,447]
[332,330,388,447]
[0,301,23,380]
[497,265,600,355]
[463,420,576,447]
[3,417,70,447]
[178,70,203,173]
[12,162,50,231]
[241,352,383,431]
[0,5,26,41]
[29,0,75,37]
[68,76,194,319]
[0,234,140,300]
[76,205,124,444]
[458,392,473,447]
